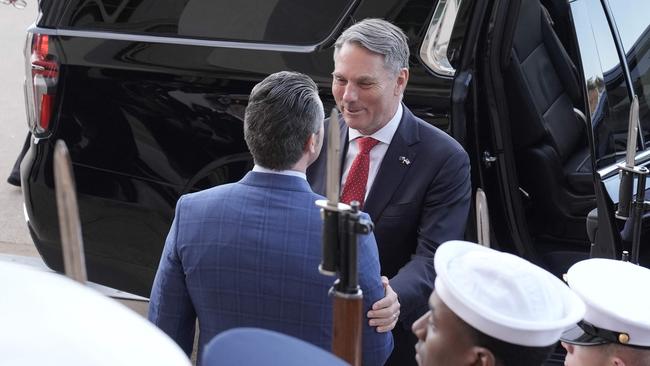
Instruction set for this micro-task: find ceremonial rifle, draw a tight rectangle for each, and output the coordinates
[316,109,373,366]
[615,97,649,264]
[54,140,88,283]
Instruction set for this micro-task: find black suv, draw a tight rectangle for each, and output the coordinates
[21,0,650,304]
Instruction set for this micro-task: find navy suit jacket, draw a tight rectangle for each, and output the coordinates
[308,105,471,327]
[148,171,392,366]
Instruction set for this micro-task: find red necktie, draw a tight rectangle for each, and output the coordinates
[341,137,380,208]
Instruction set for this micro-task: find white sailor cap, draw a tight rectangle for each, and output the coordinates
[560,258,650,349]
[0,261,191,366]
[434,241,585,347]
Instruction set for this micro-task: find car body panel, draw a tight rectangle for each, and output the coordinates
[21,0,650,298]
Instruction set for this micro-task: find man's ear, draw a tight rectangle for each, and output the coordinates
[394,68,409,96]
[304,133,317,154]
[469,346,497,366]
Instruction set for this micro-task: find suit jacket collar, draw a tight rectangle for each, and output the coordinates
[240,171,314,193]
[316,104,420,219]
[363,104,420,219]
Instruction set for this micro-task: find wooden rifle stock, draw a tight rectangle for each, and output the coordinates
[332,293,363,366]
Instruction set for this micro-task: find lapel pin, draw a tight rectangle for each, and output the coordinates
[399,156,411,165]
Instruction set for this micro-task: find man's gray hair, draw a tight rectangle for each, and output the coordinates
[244,71,324,170]
[334,18,409,74]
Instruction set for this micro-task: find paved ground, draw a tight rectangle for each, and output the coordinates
[0,5,204,362]
[0,2,37,257]
[0,0,151,316]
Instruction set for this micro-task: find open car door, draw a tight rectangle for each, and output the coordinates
[574,0,650,264]
[463,0,649,277]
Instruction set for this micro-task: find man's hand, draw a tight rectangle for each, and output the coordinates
[367,276,400,332]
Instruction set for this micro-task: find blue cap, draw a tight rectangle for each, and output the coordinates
[202,328,348,366]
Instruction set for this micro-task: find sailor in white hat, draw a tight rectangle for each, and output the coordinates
[412,240,585,366]
[0,261,191,366]
[561,258,650,366]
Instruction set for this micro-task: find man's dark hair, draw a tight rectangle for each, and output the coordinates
[244,71,324,170]
[467,322,556,366]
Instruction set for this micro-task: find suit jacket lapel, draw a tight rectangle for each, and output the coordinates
[364,106,420,220]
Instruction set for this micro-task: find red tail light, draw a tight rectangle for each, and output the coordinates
[34,33,49,55]
[25,33,59,135]
[39,94,54,131]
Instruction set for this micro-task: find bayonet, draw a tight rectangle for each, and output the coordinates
[625,96,648,264]
[624,96,639,168]
[54,140,87,284]
[326,108,341,205]
[475,188,490,247]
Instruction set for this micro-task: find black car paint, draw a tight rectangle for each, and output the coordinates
[21,0,649,299]
[22,0,459,296]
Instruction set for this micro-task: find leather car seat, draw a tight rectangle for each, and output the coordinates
[504,0,595,242]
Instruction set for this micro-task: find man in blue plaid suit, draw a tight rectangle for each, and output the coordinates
[148,71,393,366]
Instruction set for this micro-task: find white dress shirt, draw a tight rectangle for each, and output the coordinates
[253,165,307,181]
[341,104,403,200]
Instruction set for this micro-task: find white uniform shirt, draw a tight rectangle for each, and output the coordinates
[341,104,403,200]
[253,164,307,181]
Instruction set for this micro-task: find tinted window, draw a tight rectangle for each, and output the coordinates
[60,0,353,45]
[572,0,631,169]
[609,0,650,148]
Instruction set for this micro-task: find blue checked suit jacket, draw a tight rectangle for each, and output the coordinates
[148,171,393,366]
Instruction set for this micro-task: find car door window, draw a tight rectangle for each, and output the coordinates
[571,0,633,169]
[59,0,354,45]
[608,0,650,148]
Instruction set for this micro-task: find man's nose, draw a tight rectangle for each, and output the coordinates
[412,322,426,340]
[342,84,358,103]
[413,327,425,341]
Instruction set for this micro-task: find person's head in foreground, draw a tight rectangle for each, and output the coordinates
[412,240,585,366]
[1,261,190,366]
[561,258,650,366]
[244,70,325,171]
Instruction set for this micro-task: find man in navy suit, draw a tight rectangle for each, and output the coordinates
[307,19,472,365]
[149,71,392,365]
